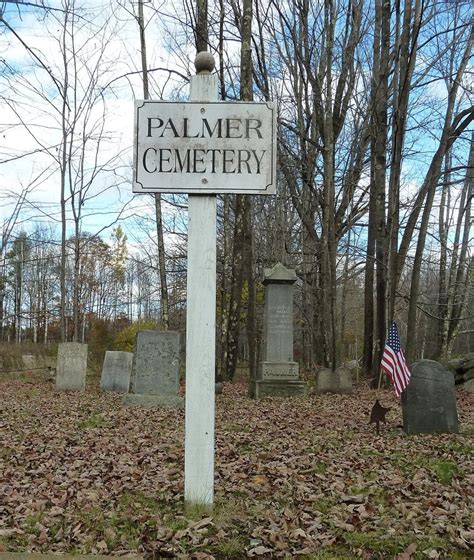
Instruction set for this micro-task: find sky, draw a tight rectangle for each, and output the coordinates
[0,0,194,249]
[0,0,472,255]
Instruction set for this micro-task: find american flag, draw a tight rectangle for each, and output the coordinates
[381,321,411,397]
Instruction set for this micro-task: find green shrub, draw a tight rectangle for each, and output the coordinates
[114,320,158,352]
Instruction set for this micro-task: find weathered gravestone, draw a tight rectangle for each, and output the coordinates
[100,351,133,393]
[315,368,333,393]
[447,353,474,391]
[55,342,88,391]
[251,263,307,398]
[462,378,474,391]
[124,330,183,408]
[315,366,352,393]
[337,366,353,393]
[402,360,459,434]
[22,355,37,370]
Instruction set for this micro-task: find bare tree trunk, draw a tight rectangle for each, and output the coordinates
[387,0,421,322]
[226,195,245,380]
[138,0,169,330]
[195,0,208,52]
[435,150,451,357]
[240,0,257,384]
[72,233,81,341]
[244,197,257,382]
[405,29,473,360]
[372,0,390,379]
[59,7,69,343]
[320,0,337,369]
[444,133,473,355]
[0,255,5,342]
[219,195,231,380]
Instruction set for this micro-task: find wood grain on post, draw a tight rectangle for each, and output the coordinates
[184,52,218,509]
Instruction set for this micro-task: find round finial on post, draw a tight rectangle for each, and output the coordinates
[194,51,215,75]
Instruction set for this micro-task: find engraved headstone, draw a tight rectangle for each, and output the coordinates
[124,330,183,408]
[55,342,88,391]
[100,351,133,393]
[251,263,307,398]
[402,360,459,434]
[315,366,352,394]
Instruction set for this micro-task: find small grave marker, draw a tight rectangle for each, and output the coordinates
[100,351,133,393]
[55,343,87,391]
[402,360,459,434]
[124,330,183,408]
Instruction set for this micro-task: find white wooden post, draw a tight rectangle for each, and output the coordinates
[184,53,218,508]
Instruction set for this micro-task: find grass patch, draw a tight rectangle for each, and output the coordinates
[341,531,457,559]
[78,507,107,532]
[223,423,252,433]
[109,516,141,548]
[363,470,378,481]
[212,496,258,527]
[313,497,332,515]
[443,441,473,454]
[164,516,188,532]
[0,446,13,461]
[305,548,363,559]
[184,502,214,520]
[430,459,458,485]
[312,461,328,475]
[24,512,45,534]
[16,385,41,396]
[238,443,253,454]
[77,414,107,430]
[118,491,165,515]
[213,536,246,558]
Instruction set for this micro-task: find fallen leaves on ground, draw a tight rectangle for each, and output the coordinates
[0,376,472,559]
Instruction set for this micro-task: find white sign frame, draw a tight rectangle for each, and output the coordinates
[133,100,276,194]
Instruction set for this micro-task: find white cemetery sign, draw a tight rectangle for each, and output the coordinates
[133,101,276,194]
[133,52,276,509]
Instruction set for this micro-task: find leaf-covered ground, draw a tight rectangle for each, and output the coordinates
[0,375,473,559]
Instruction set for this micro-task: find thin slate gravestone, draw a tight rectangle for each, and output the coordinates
[100,351,133,393]
[124,330,183,408]
[402,360,459,434]
[55,342,88,391]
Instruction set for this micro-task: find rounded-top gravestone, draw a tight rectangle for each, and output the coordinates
[402,359,459,434]
[335,366,352,393]
[315,368,334,393]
